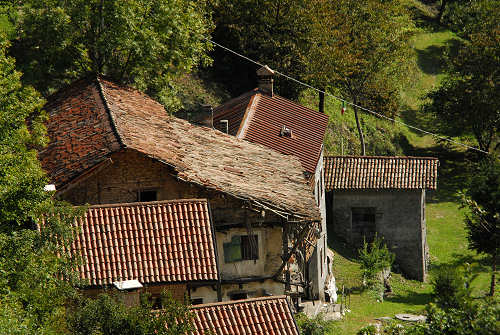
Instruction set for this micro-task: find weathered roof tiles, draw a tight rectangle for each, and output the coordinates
[70,199,218,286]
[190,296,299,335]
[214,88,329,174]
[40,78,320,221]
[324,156,439,190]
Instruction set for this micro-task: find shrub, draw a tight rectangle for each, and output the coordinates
[295,313,339,335]
[358,235,395,300]
[431,266,469,309]
[357,324,378,335]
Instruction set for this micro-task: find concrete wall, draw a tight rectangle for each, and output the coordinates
[328,189,427,281]
[309,148,328,300]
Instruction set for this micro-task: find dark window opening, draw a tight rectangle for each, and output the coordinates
[230,292,248,301]
[351,207,377,242]
[137,190,157,202]
[223,235,258,263]
[190,298,203,305]
[241,235,258,260]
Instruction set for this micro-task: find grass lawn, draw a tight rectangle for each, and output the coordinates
[324,20,495,335]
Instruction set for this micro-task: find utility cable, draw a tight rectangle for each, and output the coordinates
[204,37,490,155]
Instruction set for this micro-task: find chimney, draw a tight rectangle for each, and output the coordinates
[257,65,275,96]
[192,104,213,128]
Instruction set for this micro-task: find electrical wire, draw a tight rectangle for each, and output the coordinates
[204,37,490,155]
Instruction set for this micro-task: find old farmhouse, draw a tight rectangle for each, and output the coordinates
[324,156,439,281]
[40,77,323,304]
[213,66,330,300]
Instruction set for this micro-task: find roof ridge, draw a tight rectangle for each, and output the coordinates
[95,76,126,148]
[85,198,209,209]
[326,155,439,160]
[190,295,288,309]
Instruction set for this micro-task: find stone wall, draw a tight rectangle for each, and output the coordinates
[309,149,327,300]
[62,149,296,301]
[328,189,427,281]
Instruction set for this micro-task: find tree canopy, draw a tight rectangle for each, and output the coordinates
[303,0,416,155]
[8,0,212,112]
[423,0,500,153]
[461,158,500,296]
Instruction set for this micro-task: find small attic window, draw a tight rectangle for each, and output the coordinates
[137,189,157,202]
[280,125,292,137]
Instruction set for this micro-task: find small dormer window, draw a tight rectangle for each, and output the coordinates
[280,125,292,137]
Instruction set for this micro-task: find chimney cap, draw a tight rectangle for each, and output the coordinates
[257,65,274,77]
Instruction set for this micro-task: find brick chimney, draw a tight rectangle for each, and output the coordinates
[257,65,275,96]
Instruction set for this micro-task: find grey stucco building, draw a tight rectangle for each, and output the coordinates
[324,156,439,281]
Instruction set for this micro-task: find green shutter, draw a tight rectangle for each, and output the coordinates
[223,235,242,263]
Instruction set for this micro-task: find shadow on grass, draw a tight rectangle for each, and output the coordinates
[429,252,491,274]
[416,45,446,75]
[386,291,432,307]
[327,233,358,262]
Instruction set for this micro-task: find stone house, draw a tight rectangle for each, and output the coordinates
[70,199,219,306]
[213,66,330,300]
[40,77,321,304]
[323,156,439,281]
[190,295,299,335]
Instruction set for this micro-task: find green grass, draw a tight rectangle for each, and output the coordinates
[323,15,495,334]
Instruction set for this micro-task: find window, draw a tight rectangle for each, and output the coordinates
[190,298,203,305]
[241,235,258,260]
[137,189,157,202]
[230,292,247,300]
[351,207,376,223]
[351,207,377,242]
[223,235,258,263]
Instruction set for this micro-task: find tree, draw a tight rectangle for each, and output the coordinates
[7,0,212,112]
[423,0,500,153]
[208,0,311,99]
[67,293,194,335]
[0,34,81,334]
[303,0,416,155]
[461,158,500,296]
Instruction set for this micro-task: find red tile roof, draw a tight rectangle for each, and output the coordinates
[214,89,329,174]
[190,296,299,335]
[40,78,320,221]
[70,199,218,286]
[324,156,439,190]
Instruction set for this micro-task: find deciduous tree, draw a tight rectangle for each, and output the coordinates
[303,0,416,155]
[461,158,500,296]
[7,0,212,112]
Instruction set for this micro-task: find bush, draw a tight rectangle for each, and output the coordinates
[357,324,378,335]
[296,313,339,335]
[431,266,469,309]
[358,235,395,300]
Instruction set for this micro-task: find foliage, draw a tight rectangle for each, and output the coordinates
[461,158,500,295]
[208,0,311,99]
[67,292,193,335]
[358,235,395,282]
[421,299,500,335]
[0,33,83,334]
[430,266,470,309]
[303,0,417,154]
[295,313,339,335]
[7,0,212,112]
[356,324,377,335]
[422,0,500,153]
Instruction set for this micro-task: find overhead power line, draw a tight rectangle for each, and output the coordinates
[204,37,490,155]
